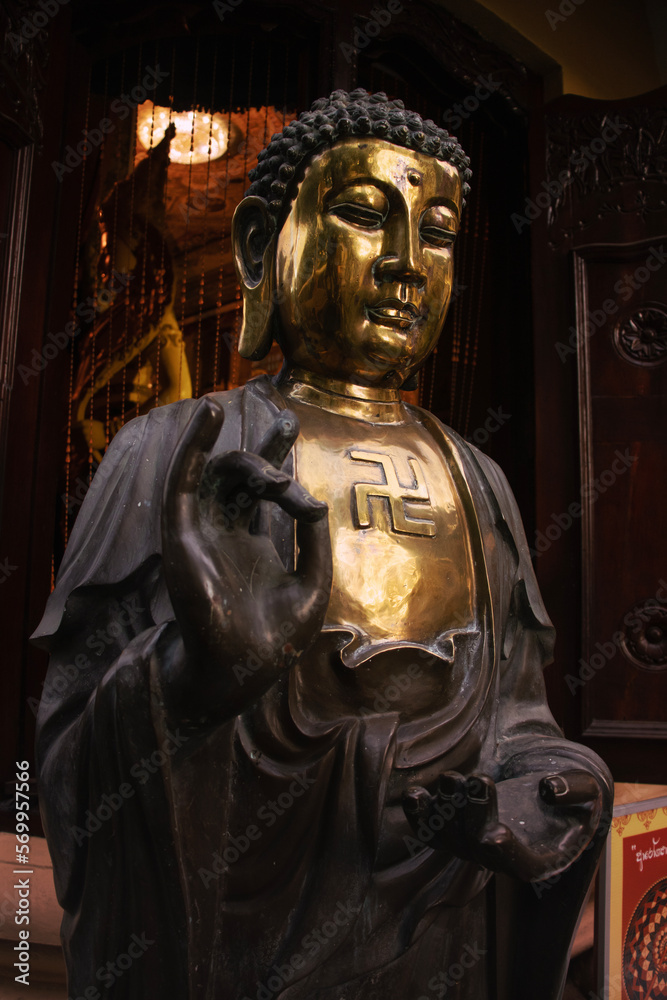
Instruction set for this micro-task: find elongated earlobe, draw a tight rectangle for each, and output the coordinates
[232,196,276,360]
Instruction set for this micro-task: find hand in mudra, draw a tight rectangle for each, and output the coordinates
[161,397,332,722]
[403,769,603,883]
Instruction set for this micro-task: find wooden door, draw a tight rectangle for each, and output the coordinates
[532,88,667,781]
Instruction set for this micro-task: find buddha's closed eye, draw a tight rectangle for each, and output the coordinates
[327,197,457,249]
[328,201,386,229]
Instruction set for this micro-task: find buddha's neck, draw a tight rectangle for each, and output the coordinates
[276,366,408,424]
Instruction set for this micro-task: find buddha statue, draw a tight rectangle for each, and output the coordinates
[34,89,612,1000]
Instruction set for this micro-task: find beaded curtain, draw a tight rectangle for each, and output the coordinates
[61,27,518,554]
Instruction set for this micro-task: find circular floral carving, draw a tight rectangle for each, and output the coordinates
[624,879,667,999]
[614,306,667,366]
[621,603,667,670]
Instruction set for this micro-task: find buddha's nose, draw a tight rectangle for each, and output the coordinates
[373,219,427,290]
[374,257,426,289]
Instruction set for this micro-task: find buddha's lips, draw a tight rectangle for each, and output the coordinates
[366,300,422,329]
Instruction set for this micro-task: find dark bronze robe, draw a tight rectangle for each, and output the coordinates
[33,375,612,1000]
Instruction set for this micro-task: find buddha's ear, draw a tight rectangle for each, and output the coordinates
[232,196,277,360]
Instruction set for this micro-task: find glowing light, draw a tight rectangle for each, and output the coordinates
[136,102,229,165]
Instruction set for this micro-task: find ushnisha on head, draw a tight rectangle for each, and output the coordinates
[232,88,472,390]
[246,88,471,222]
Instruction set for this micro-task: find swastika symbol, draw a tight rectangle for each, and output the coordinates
[349,451,436,537]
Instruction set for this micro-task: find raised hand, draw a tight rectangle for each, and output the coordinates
[160,397,332,723]
[403,769,603,882]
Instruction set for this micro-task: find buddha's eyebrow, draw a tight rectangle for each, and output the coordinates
[330,176,386,193]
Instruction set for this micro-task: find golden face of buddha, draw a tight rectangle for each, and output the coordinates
[273,138,462,388]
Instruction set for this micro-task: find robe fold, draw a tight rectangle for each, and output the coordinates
[34,375,612,1000]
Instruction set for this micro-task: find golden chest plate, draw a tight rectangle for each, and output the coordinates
[286,392,476,666]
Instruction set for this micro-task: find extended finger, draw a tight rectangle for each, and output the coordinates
[163,397,225,537]
[463,774,499,840]
[204,450,292,508]
[275,481,329,523]
[438,771,467,801]
[256,410,300,469]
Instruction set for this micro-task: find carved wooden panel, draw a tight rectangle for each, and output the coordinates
[574,239,667,744]
[532,90,667,781]
[546,104,667,251]
[352,0,532,118]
